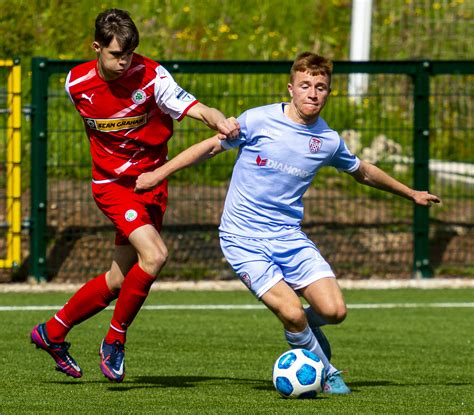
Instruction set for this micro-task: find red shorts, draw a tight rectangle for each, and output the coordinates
[91,178,168,245]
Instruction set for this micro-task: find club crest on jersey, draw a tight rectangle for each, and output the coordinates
[240,273,251,289]
[309,136,322,153]
[131,89,146,105]
[124,209,138,222]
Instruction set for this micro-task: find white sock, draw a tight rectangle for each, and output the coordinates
[285,325,337,376]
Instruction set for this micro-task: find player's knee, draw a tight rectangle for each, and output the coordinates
[323,303,347,324]
[281,306,307,331]
[139,247,168,276]
[106,271,125,292]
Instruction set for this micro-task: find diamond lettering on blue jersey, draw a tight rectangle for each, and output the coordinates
[219,103,359,238]
[256,155,267,166]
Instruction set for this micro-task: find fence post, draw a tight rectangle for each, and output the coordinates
[30,57,49,282]
[412,61,432,278]
[9,58,22,269]
[0,59,22,270]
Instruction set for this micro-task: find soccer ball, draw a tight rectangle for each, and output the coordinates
[272,348,325,399]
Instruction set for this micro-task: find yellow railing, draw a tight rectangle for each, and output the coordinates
[0,60,21,268]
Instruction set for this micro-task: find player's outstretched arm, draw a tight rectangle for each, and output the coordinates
[186,103,240,138]
[134,134,227,192]
[348,160,441,207]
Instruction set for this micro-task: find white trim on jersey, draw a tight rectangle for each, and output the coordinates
[67,67,97,88]
[92,177,120,184]
[343,157,361,173]
[64,71,74,104]
[113,148,143,175]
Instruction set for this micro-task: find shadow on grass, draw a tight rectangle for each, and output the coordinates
[348,380,471,391]
[108,375,330,399]
[104,375,272,392]
[47,376,331,400]
[49,378,470,390]
[348,380,394,388]
[345,380,395,393]
[47,375,272,390]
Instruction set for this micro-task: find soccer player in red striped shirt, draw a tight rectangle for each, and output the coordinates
[31,8,239,382]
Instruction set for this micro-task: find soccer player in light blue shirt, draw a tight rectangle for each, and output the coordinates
[136,52,440,394]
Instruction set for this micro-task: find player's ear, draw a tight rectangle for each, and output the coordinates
[92,41,101,54]
[287,82,294,98]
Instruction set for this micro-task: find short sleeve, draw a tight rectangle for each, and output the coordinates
[330,137,360,172]
[154,65,198,120]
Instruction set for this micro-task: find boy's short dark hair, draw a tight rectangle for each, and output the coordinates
[95,8,139,51]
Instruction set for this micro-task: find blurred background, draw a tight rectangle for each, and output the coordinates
[2,0,472,61]
[0,0,472,282]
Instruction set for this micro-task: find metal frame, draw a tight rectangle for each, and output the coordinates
[0,59,22,269]
[29,58,474,281]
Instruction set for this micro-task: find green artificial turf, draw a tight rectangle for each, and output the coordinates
[0,289,472,414]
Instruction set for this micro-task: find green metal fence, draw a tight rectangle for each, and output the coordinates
[29,59,474,282]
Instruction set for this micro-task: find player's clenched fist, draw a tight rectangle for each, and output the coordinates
[217,117,240,139]
[135,171,162,192]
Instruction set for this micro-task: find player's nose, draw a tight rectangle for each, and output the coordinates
[307,87,318,97]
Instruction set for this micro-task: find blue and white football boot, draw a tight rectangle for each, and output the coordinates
[323,370,351,394]
[31,323,82,378]
[99,339,125,382]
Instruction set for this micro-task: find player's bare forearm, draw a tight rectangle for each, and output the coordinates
[349,160,441,206]
[134,135,226,192]
[186,103,240,138]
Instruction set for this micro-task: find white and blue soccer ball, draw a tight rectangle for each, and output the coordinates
[272,348,325,399]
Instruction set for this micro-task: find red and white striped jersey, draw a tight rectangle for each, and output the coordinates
[65,53,198,182]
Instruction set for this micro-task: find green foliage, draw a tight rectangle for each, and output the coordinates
[372,0,473,60]
[0,289,473,414]
[1,0,472,62]
[1,1,472,170]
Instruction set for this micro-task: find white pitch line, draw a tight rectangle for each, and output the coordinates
[347,302,474,309]
[0,302,473,312]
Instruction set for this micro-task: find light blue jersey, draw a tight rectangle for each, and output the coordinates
[219,103,360,238]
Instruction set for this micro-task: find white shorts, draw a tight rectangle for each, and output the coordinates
[219,230,335,298]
